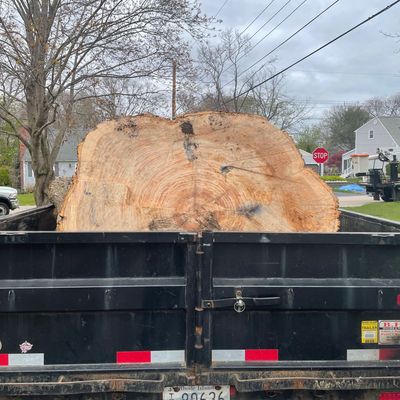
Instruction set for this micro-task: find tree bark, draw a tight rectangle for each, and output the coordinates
[30,134,54,205]
[58,112,339,232]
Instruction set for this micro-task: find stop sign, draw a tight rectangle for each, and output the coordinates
[312,147,329,164]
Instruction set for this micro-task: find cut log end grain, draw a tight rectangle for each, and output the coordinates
[58,112,339,232]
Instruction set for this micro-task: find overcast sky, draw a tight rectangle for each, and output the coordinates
[196,0,400,123]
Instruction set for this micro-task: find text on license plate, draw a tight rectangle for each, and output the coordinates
[163,385,230,400]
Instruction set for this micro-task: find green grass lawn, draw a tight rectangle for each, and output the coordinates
[17,193,36,206]
[344,202,400,222]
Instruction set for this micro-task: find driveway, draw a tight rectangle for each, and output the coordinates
[336,192,376,207]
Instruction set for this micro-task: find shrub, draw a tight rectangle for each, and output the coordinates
[0,166,11,186]
[320,175,346,182]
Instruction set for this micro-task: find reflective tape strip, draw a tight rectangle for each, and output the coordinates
[347,349,379,361]
[8,354,44,366]
[213,349,279,362]
[0,354,44,366]
[117,351,151,364]
[212,350,245,362]
[151,350,184,363]
[245,349,278,361]
[379,349,400,360]
[0,354,8,366]
[116,350,184,364]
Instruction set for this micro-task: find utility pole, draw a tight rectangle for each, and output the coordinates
[172,60,177,120]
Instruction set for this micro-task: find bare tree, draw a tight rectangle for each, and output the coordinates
[197,29,252,112]
[194,30,308,131]
[0,0,210,204]
[85,77,168,121]
[245,69,309,132]
[363,94,400,117]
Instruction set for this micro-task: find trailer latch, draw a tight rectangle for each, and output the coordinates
[202,289,280,312]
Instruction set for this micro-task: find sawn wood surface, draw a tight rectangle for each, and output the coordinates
[58,112,339,232]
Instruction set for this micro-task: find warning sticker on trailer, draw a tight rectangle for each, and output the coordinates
[361,321,378,344]
[379,321,400,345]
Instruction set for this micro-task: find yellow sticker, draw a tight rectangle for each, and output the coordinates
[361,320,378,344]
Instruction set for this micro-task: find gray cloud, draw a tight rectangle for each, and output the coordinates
[198,0,400,122]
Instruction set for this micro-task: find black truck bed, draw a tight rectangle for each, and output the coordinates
[0,206,400,399]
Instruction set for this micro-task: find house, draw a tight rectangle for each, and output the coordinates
[299,149,319,173]
[20,130,87,191]
[341,116,400,177]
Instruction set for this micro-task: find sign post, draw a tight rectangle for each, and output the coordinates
[312,147,329,176]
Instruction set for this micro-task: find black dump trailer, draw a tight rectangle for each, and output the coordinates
[1,206,400,399]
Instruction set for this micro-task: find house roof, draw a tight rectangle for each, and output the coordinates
[24,129,88,162]
[378,116,400,145]
[299,149,318,165]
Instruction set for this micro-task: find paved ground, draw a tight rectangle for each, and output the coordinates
[336,193,376,207]
[9,205,36,215]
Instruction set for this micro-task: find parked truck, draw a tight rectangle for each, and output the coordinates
[0,206,400,400]
[0,186,19,216]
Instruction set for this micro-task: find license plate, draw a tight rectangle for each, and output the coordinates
[163,385,230,400]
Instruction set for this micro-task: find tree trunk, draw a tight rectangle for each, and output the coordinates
[58,112,339,232]
[30,135,54,206]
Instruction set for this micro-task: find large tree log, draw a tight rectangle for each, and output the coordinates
[58,112,339,232]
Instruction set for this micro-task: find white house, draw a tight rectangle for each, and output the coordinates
[20,130,87,191]
[342,116,400,177]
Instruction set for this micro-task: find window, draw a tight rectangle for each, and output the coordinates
[27,162,32,178]
[344,159,352,171]
[369,130,374,139]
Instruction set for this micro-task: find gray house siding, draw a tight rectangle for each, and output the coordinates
[354,118,397,155]
[23,161,77,191]
[21,129,86,190]
[341,117,400,176]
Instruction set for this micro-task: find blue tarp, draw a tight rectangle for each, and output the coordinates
[338,184,365,193]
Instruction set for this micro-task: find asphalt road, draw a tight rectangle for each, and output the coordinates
[337,193,375,207]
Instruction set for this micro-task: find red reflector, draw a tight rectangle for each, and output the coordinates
[397,294,400,305]
[379,349,400,360]
[116,351,151,364]
[229,386,236,397]
[245,349,278,361]
[379,393,400,400]
[0,354,8,366]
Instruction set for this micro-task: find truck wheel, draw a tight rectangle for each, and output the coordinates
[0,202,10,216]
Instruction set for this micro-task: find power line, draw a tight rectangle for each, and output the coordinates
[246,0,293,44]
[232,0,400,105]
[237,0,309,65]
[289,69,400,77]
[214,0,231,18]
[240,0,277,35]
[217,0,297,82]
[234,0,339,89]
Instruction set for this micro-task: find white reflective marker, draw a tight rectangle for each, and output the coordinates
[347,349,379,361]
[8,354,44,366]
